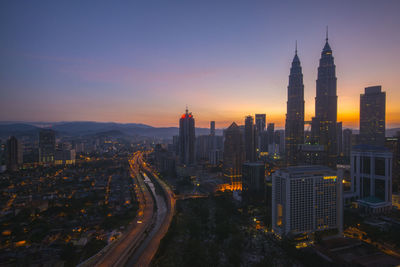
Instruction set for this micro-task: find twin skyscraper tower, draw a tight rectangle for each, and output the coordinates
[285,32,338,169]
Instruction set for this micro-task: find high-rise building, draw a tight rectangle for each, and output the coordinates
[343,129,353,163]
[359,86,386,147]
[255,114,266,133]
[244,116,256,162]
[179,108,196,165]
[311,33,338,169]
[348,145,392,213]
[6,136,23,171]
[196,135,210,161]
[385,135,400,192]
[223,122,245,190]
[39,129,56,163]
[210,121,215,136]
[267,123,274,145]
[242,162,265,202]
[272,165,343,236]
[267,123,275,154]
[285,45,304,166]
[337,122,343,157]
[255,114,266,152]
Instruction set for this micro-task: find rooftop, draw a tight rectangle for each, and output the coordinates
[352,144,390,153]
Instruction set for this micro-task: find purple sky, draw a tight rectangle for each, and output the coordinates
[1,0,400,128]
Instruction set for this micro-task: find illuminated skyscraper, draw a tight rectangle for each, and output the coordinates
[272,165,343,236]
[312,31,338,169]
[223,122,245,190]
[285,44,304,166]
[359,86,386,147]
[39,129,56,163]
[244,115,256,162]
[179,108,195,165]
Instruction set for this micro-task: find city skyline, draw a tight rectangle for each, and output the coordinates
[1,1,400,128]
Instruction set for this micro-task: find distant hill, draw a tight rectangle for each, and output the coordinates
[387,128,400,137]
[0,121,221,139]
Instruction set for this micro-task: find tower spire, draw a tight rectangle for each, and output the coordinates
[185,105,188,114]
[326,26,328,42]
[295,40,297,55]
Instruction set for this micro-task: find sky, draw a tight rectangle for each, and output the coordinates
[1,0,400,129]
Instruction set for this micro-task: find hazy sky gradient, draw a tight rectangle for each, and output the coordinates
[1,0,400,128]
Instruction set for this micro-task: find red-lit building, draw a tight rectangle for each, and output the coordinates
[179,108,195,166]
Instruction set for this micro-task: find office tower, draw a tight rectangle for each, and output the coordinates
[242,162,265,202]
[255,114,266,152]
[255,114,266,133]
[196,135,210,161]
[359,86,386,147]
[267,123,274,145]
[275,130,285,155]
[312,33,338,169]
[285,45,304,166]
[6,136,23,171]
[172,135,179,155]
[272,165,343,236]
[349,145,392,213]
[39,129,56,163]
[267,123,275,154]
[244,116,256,162]
[260,131,269,153]
[337,122,343,157]
[179,108,196,165]
[223,122,245,190]
[385,135,400,192]
[209,149,223,166]
[210,121,215,136]
[343,129,353,163]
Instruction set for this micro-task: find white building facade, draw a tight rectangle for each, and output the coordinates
[272,165,343,236]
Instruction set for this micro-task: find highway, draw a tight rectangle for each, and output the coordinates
[79,150,175,267]
[127,154,176,266]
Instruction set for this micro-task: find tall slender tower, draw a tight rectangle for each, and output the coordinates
[179,107,196,165]
[223,122,245,190]
[244,115,256,162]
[285,43,305,166]
[312,30,338,169]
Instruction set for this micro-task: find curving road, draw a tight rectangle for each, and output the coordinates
[80,151,175,267]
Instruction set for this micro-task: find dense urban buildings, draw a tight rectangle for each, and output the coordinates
[6,136,23,171]
[223,122,245,190]
[272,165,343,236]
[359,86,386,147]
[39,129,56,163]
[311,34,338,169]
[285,46,305,166]
[348,144,392,213]
[179,108,196,165]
